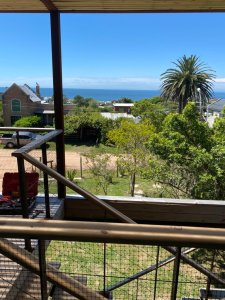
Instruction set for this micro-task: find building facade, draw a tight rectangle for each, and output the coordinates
[2,83,74,126]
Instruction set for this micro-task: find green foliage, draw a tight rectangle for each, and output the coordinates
[161,55,215,113]
[107,120,153,196]
[114,97,133,103]
[147,102,225,200]
[191,249,225,286]
[72,95,99,112]
[64,111,112,143]
[85,153,113,195]
[131,98,167,131]
[13,115,41,127]
[213,117,225,145]
[66,169,77,182]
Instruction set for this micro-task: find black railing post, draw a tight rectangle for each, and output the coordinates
[153,246,160,300]
[103,243,107,295]
[17,156,32,251]
[50,10,66,199]
[41,143,50,218]
[38,239,48,300]
[16,130,20,147]
[171,247,181,300]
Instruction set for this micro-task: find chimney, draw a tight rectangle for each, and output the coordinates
[36,82,40,98]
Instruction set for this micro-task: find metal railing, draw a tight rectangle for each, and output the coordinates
[0,129,224,299]
[0,219,224,299]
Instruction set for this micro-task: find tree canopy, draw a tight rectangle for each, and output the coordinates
[107,120,154,196]
[13,115,42,128]
[147,102,225,200]
[161,55,215,113]
[131,98,167,131]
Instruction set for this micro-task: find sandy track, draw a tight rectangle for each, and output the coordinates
[0,149,88,191]
[0,148,117,192]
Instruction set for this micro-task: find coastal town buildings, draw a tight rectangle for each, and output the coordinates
[2,83,74,126]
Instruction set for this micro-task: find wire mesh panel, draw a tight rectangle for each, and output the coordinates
[0,237,224,299]
[46,242,223,300]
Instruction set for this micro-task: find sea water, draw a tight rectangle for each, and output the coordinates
[1,87,225,101]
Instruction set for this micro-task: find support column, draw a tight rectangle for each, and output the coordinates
[50,11,66,198]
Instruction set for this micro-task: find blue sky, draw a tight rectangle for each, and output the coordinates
[1,13,225,90]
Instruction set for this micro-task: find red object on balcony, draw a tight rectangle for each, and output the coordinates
[2,172,39,199]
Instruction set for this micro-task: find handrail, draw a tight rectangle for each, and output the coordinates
[1,218,225,288]
[13,129,62,154]
[0,238,106,300]
[12,151,135,224]
[0,126,55,132]
[0,218,225,248]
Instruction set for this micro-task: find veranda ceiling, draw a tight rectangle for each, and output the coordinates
[1,0,225,13]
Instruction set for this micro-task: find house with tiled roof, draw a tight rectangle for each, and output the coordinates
[2,83,74,126]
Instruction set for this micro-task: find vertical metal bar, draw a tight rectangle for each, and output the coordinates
[136,278,139,300]
[50,10,66,199]
[16,130,20,147]
[103,242,107,295]
[153,246,160,300]
[38,239,48,300]
[41,143,50,218]
[206,250,216,300]
[171,247,181,300]
[17,157,32,251]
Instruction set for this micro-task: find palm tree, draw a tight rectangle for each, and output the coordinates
[161,55,215,113]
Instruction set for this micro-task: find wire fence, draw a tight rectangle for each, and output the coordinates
[0,236,224,299]
[45,242,214,300]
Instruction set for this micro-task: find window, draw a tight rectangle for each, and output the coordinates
[11,99,21,112]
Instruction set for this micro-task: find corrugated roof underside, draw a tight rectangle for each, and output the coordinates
[1,0,225,12]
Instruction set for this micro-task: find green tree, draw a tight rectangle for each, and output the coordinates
[107,120,154,196]
[115,97,133,103]
[132,99,167,131]
[64,111,113,144]
[13,115,41,127]
[146,102,225,199]
[86,153,113,195]
[161,55,215,113]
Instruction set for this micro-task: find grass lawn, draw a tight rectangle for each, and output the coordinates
[46,241,206,299]
[38,170,168,198]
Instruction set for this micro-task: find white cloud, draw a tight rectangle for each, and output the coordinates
[0,75,161,90]
[215,78,225,83]
[213,77,225,91]
[62,76,160,89]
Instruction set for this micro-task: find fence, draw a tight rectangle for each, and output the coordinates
[0,220,225,299]
[0,129,225,299]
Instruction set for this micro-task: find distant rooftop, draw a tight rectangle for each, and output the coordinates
[208,99,225,112]
[101,112,134,120]
[19,84,42,102]
[113,103,134,107]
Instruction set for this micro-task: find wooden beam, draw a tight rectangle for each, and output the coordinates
[40,0,57,11]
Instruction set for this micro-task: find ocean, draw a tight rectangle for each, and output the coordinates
[1,87,225,101]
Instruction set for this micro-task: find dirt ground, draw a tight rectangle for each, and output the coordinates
[0,148,116,192]
[0,149,89,192]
